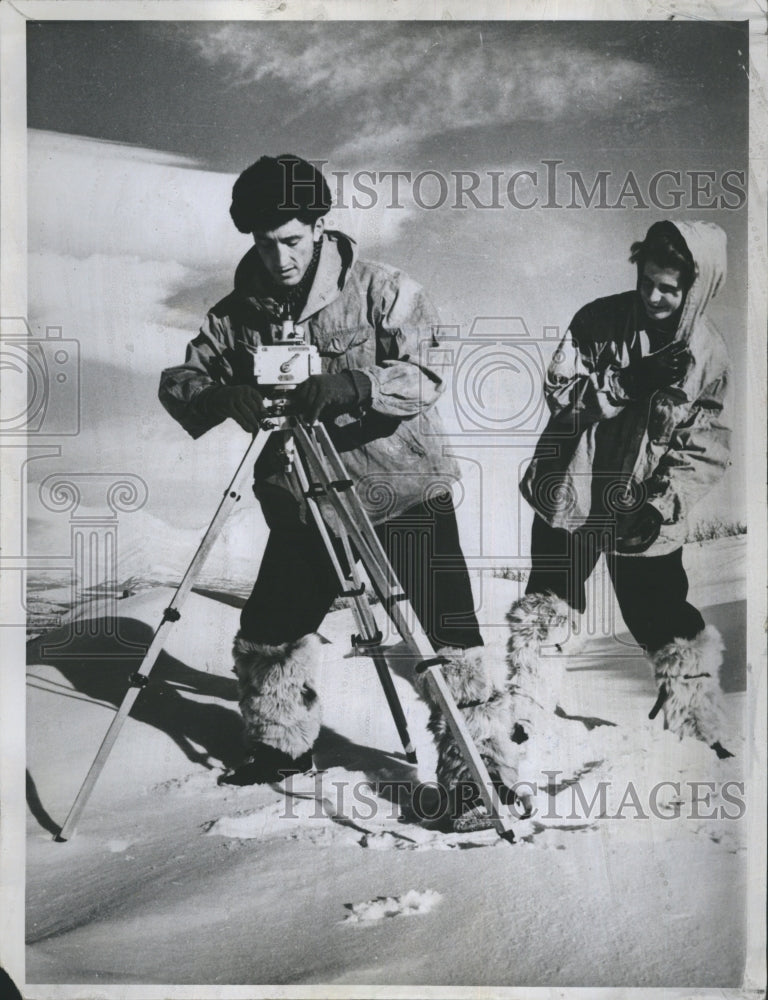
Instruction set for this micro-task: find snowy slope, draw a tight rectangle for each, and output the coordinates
[24,550,750,989]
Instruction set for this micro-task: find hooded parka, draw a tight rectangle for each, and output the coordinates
[520,221,731,555]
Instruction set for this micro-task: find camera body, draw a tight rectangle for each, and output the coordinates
[249,321,321,422]
[252,343,321,388]
[0,318,81,436]
[251,319,321,392]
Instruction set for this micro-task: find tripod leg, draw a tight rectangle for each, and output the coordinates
[294,422,516,842]
[331,528,417,762]
[286,450,417,763]
[369,655,417,763]
[57,429,274,841]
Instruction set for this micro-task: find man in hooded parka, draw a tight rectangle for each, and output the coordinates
[514,220,733,757]
[159,155,520,815]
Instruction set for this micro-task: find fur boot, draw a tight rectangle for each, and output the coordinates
[232,632,322,761]
[415,646,520,821]
[649,624,734,758]
[506,592,570,741]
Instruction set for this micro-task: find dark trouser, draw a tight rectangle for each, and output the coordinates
[241,487,483,651]
[526,514,704,652]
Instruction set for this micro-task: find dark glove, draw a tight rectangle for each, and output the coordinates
[291,371,370,424]
[201,384,265,434]
[617,341,692,398]
[614,503,664,554]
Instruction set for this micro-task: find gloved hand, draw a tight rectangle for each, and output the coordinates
[291,371,369,424]
[202,384,265,434]
[617,341,692,398]
[614,503,664,554]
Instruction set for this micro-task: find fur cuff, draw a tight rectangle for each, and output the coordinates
[506,593,570,667]
[421,645,508,705]
[233,632,322,758]
[649,624,727,746]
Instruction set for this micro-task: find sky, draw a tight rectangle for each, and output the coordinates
[20,17,750,569]
[27,20,747,171]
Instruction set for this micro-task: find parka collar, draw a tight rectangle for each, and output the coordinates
[233,230,357,323]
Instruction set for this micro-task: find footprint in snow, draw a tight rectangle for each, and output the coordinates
[341,889,442,924]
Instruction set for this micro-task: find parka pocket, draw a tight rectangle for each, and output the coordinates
[312,326,372,359]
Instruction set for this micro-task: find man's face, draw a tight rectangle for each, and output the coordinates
[253,217,324,287]
[639,260,685,321]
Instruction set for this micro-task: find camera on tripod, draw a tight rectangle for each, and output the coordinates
[250,319,321,416]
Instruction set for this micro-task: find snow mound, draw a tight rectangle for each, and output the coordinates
[341,890,442,924]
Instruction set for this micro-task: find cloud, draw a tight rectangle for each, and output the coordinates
[174,22,662,161]
[29,129,413,288]
[29,130,246,272]
[26,131,250,522]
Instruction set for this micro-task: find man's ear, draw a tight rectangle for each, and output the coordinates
[312,217,326,242]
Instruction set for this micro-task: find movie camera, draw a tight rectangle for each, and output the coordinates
[249,316,320,418]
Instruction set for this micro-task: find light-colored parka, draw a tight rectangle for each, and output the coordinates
[520,221,731,555]
[159,230,459,523]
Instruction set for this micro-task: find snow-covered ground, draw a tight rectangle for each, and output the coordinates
[25,537,750,989]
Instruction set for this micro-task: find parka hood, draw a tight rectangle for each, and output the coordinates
[670,221,727,344]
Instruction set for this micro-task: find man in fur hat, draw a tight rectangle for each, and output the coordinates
[517,220,733,758]
[159,155,519,814]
